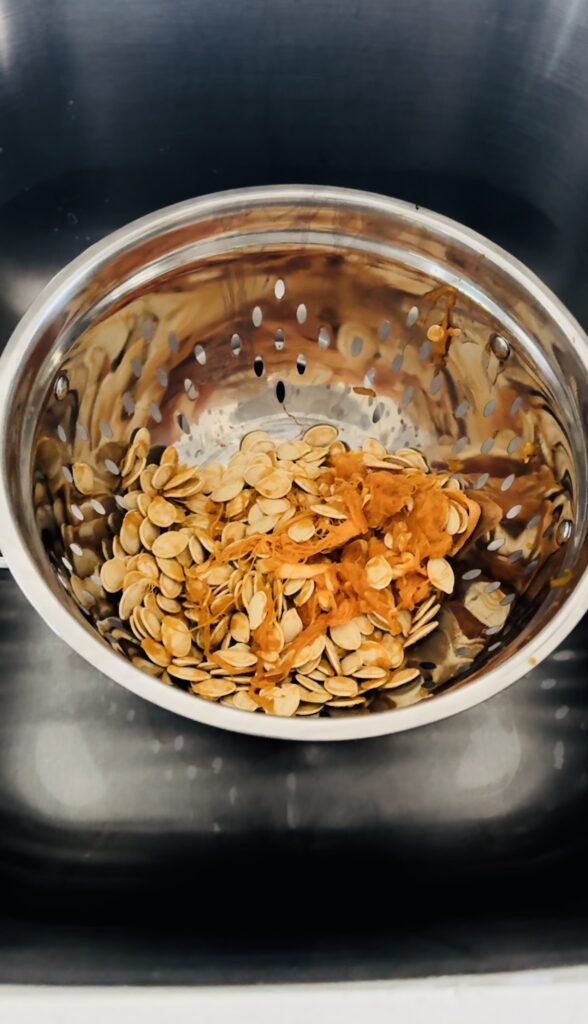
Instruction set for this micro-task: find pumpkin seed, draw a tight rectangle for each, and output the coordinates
[120,510,142,555]
[213,646,258,670]
[287,518,315,542]
[281,607,303,643]
[326,697,366,708]
[230,612,250,644]
[355,665,388,679]
[140,607,162,640]
[141,636,172,667]
[119,578,151,619]
[160,574,183,599]
[151,463,176,490]
[161,616,191,657]
[157,594,183,614]
[362,438,387,459]
[139,517,160,551]
[427,557,455,594]
[303,424,338,447]
[383,667,422,688]
[296,703,321,716]
[211,475,245,503]
[257,496,291,516]
[97,424,478,718]
[152,531,189,559]
[255,469,292,499]
[365,555,394,590]
[248,590,268,630]
[240,430,271,453]
[148,496,176,528]
[232,690,259,712]
[324,675,359,698]
[156,557,184,582]
[404,620,440,646]
[267,683,301,717]
[100,557,127,593]
[72,462,95,495]
[164,466,201,493]
[192,679,237,700]
[167,665,209,682]
[291,636,324,669]
[330,619,362,651]
[310,503,347,520]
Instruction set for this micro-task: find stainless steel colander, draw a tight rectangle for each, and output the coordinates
[0,185,587,740]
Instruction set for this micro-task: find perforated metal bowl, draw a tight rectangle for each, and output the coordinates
[0,185,587,740]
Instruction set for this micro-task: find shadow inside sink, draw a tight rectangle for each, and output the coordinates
[1,571,588,984]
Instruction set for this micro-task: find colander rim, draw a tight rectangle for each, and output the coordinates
[1,183,587,740]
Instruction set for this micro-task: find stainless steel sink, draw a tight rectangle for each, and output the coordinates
[2,0,588,984]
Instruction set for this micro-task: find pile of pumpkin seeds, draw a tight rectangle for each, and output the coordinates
[96,425,478,717]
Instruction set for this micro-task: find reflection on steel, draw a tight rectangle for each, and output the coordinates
[0,187,587,739]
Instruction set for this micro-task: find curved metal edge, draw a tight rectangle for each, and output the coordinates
[1,184,588,741]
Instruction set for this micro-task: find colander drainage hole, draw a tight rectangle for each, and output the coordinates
[430,372,442,395]
[399,386,414,410]
[372,402,385,424]
[318,327,330,349]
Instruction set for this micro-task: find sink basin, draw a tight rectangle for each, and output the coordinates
[1,0,588,985]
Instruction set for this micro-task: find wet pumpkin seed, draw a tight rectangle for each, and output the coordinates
[98,424,481,718]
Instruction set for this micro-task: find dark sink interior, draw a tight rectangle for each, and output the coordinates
[2,0,588,985]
